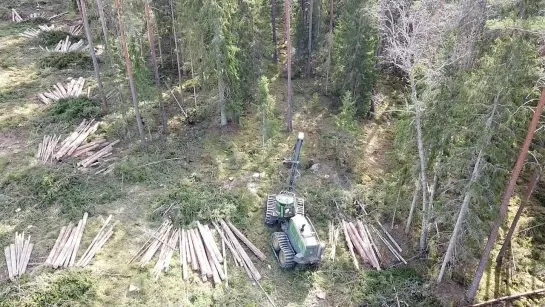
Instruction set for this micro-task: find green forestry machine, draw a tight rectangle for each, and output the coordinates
[265,132,325,269]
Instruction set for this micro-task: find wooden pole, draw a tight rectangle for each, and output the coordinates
[187,228,199,271]
[189,228,212,277]
[212,222,242,264]
[342,220,359,270]
[226,220,266,260]
[5,246,14,281]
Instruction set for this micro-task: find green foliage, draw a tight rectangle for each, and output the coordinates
[0,273,95,307]
[43,97,101,123]
[35,31,80,46]
[330,0,377,116]
[354,268,441,306]
[1,166,124,219]
[37,52,92,70]
[257,76,280,146]
[153,180,255,225]
[334,91,358,134]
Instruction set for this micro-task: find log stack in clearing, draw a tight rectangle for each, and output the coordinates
[11,9,23,22]
[41,36,88,53]
[341,218,406,270]
[4,232,34,281]
[35,119,119,171]
[131,218,265,286]
[38,77,86,105]
[77,215,115,267]
[37,134,61,163]
[45,213,89,269]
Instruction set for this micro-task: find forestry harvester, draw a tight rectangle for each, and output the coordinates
[265,132,325,268]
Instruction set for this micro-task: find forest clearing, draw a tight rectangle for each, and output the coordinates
[1,0,545,306]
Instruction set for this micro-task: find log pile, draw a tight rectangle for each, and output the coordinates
[68,25,83,36]
[54,119,99,160]
[44,213,89,269]
[131,219,265,286]
[41,37,88,53]
[37,134,61,163]
[28,12,45,20]
[76,215,115,267]
[20,25,58,39]
[4,232,34,281]
[38,77,86,104]
[341,218,406,270]
[11,9,23,22]
[48,12,68,21]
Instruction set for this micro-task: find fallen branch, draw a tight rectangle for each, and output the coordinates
[469,288,545,307]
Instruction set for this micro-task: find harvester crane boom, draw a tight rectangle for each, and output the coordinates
[288,132,304,191]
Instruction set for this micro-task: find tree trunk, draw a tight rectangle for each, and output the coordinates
[496,169,540,266]
[271,0,278,63]
[94,0,109,50]
[405,177,420,234]
[285,0,293,132]
[79,0,107,113]
[325,0,333,94]
[169,0,184,103]
[411,75,429,255]
[144,0,167,134]
[305,0,314,77]
[218,74,227,126]
[467,88,545,302]
[115,0,146,147]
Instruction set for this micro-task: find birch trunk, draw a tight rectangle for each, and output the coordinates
[467,88,545,302]
[80,0,107,113]
[94,0,109,50]
[285,0,293,132]
[115,0,147,147]
[144,0,167,134]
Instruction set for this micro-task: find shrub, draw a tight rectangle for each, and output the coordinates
[35,30,81,46]
[38,52,92,70]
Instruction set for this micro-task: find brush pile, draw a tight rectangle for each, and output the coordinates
[45,213,89,269]
[38,77,86,104]
[41,36,88,53]
[339,218,406,270]
[4,232,34,281]
[131,219,265,286]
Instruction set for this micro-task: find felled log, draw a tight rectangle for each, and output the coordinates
[347,222,372,265]
[342,220,359,270]
[140,223,172,266]
[364,224,382,264]
[212,221,241,265]
[78,140,119,168]
[189,228,212,278]
[196,222,225,279]
[226,220,266,261]
[356,221,380,270]
[376,219,402,252]
[187,228,199,271]
[180,230,188,280]
[203,224,223,262]
[219,219,261,280]
[469,288,545,307]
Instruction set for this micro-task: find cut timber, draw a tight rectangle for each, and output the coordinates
[347,222,372,265]
[189,228,212,278]
[371,225,406,264]
[78,215,112,266]
[5,246,14,281]
[180,230,188,280]
[364,224,382,264]
[357,221,381,270]
[78,140,119,168]
[49,223,74,267]
[196,223,225,280]
[38,78,86,105]
[4,233,34,279]
[206,248,221,286]
[342,220,360,270]
[140,223,172,266]
[203,224,223,262]
[376,219,402,252]
[469,288,545,307]
[226,220,266,261]
[219,219,261,280]
[212,221,242,264]
[187,228,199,271]
[69,212,88,266]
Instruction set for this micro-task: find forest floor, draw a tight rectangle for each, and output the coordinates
[1,1,544,307]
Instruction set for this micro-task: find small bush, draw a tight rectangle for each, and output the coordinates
[153,180,255,225]
[38,52,92,70]
[35,30,80,46]
[45,97,101,123]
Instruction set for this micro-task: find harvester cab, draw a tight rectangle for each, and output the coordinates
[265,132,325,269]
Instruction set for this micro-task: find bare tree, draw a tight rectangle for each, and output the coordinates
[144,0,167,134]
[115,0,146,147]
[94,0,109,50]
[405,177,420,234]
[496,168,540,266]
[379,0,451,254]
[169,0,184,101]
[285,0,293,132]
[325,0,333,94]
[467,88,545,302]
[306,0,314,77]
[271,0,278,63]
[437,97,498,283]
[79,0,107,113]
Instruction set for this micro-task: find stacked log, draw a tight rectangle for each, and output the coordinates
[41,37,88,53]
[20,28,42,38]
[11,9,23,22]
[68,25,83,36]
[77,140,119,168]
[54,119,98,160]
[48,12,68,21]
[342,218,406,269]
[77,215,115,267]
[131,219,264,285]
[37,134,61,163]
[45,212,89,269]
[4,232,33,281]
[28,12,45,19]
[38,77,86,105]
